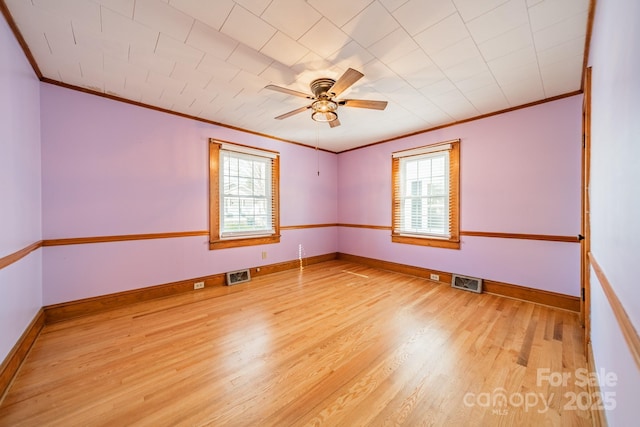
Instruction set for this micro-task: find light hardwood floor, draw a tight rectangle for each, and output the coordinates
[0,260,593,426]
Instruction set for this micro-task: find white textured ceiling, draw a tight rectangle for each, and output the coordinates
[3,0,589,152]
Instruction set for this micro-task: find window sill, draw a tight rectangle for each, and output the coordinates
[210,234,280,250]
[392,234,460,249]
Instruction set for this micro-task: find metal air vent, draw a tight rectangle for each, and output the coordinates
[451,274,483,293]
[226,269,251,286]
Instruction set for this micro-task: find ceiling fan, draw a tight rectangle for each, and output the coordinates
[264,68,387,128]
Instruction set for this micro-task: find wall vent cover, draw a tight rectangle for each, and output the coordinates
[451,274,483,293]
[226,269,251,286]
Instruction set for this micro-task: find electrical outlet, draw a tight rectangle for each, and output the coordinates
[194,281,205,290]
[429,274,440,281]
[262,251,267,259]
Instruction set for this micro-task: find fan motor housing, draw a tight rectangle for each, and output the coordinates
[310,78,336,98]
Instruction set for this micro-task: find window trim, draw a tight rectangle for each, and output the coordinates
[391,139,460,249]
[209,139,280,250]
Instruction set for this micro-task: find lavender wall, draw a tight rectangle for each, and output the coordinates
[40,84,337,305]
[337,96,582,295]
[0,16,42,362]
[588,0,640,424]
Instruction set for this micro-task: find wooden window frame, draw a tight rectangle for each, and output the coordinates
[209,139,280,250]
[391,139,460,250]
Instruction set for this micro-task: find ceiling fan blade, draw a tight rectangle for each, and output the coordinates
[328,68,364,97]
[329,118,341,128]
[265,84,313,99]
[340,99,388,110]
[275,105,311,120]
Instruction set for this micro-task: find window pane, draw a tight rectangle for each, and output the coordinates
[239,178,253,196]
[429,176,445,196]
[238,158,252,177]
[228,157,238,176]
[406,160,418,180]
[240,198,254,215]
[432,157,445,175]
[427,197,445,232]
[254,162,265,179]
[411,198,422,229]
[224,197,239,215]
[254,179,266,197]
[410,180,422,196]
[224,177,238,195]
[418,159,431,178]
[255,199,267,214]
[253,215,268,229]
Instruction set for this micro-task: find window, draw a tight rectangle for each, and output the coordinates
[209,139,280,249]
[392,139,460,249]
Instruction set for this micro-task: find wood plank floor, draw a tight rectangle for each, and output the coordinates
[0,260,593,426]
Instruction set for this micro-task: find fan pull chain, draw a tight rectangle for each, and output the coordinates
[316,122,320,176]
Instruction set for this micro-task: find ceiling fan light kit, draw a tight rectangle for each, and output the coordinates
[311,96,338,122]
[311,110,337,123]
[265,68,387,128]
